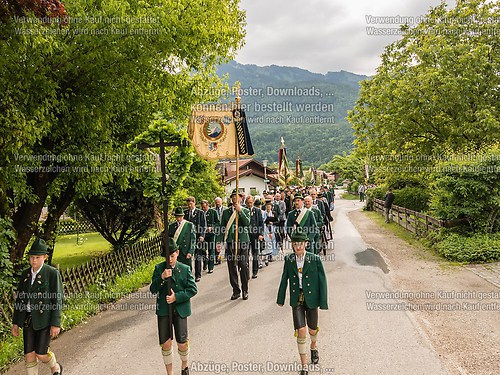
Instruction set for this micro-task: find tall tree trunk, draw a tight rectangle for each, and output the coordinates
[11,171,58,263]
[43,182,76,265]
[10,173,50,263]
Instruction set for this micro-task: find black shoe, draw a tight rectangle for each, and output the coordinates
[311,348,319,364]
[252,274,257,279]
[299,370,308,375]
[53,363,63,375]
[242,292,248,300]
[208,270,213,274]
[181,367,189,375]
[258,264,263,269]
[231,293,240,300]
[203,264,208,271]
[195,277,201,282]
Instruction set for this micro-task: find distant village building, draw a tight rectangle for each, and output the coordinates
[218,159,278,196]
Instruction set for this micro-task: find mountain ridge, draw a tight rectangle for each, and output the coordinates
[216,61,367,165]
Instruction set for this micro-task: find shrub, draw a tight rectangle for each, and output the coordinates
[392,187,430,212]
[348,180,360,195]
[430,148,500,233]
[436,233,500,263]
[365,186,386,210]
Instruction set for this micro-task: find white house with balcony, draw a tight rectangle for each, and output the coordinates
[218,159,278,197]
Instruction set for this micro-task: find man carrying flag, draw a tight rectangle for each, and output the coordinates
[189,90,255,299]
[218,189,251,300]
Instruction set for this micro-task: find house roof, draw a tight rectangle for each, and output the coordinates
[220,158,278,185]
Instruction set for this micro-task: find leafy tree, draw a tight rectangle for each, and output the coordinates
[0,217,15,288]
[174,156,225,206]
[321,152,364,182]
[76,178,156,251]
[430,148,500,233]
[0,0,67,21]
[0,0,245,262]
[131,118,194,209]
[348,0,500,183]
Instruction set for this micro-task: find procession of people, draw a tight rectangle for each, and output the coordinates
[149,184,335,374]
[12,184,335,375]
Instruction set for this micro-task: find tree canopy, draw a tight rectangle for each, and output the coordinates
[348,0,500,184]
[0,0,246,262]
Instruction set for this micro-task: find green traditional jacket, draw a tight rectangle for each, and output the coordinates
[150,261,197,318]
[285,208,319,248]
[169,220,196,257]
[218,207,251,243]
[310,206,323,253]
[203,207,220,241]
[277,252,328,310]
[12,264,64,330]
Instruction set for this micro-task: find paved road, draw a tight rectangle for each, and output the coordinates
[5,198,448,375]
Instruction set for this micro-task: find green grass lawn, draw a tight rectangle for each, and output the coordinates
[52,232,112,270]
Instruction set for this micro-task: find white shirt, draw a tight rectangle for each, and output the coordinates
[295,255,305,289]
[27,264,43,312]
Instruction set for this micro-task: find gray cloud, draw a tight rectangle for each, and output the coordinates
[236,0,449,75]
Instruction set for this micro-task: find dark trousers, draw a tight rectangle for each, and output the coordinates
[249,237,260,276]
[225,242,250,295]
[275,221,285,249]
[292,293,319,330]
[194,241,204,279]
[23,314,51,355]
[157,312,188,344]
[205,236,216,271]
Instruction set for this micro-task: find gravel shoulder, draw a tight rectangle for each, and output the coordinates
[348,208,500,375]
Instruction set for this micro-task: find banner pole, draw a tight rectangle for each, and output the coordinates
[234,96,240,261]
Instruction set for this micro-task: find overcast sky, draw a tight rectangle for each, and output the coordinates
[236,0,453,76]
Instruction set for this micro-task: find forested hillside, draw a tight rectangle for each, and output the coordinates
[217,61,367,165]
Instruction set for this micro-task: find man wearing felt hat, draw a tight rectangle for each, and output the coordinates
[12,238,64,375]
[217,188,251,300]
[169,207,196,269]
[277,229,328,375]
[150,238,198,375]
[184,197,207,282]
[285,193,319,253]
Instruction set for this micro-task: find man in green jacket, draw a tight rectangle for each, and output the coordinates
[303,195,323,255]
[218,189,251,300]
[150,238,198,375]
[12,238,64,375]
[169,207,196,269]
[277,229,328,375]
[285,194,319,253]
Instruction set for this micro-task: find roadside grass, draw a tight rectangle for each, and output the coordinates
[0,256,162,372]
[362,211,461,267]
[52,232,112,269]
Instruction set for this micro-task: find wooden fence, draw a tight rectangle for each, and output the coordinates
[0,235,161,337]
[372,198,465,236]
[57,219,97,235]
